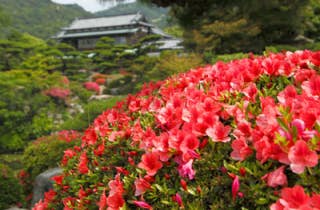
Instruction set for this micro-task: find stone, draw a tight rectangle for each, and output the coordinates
[89,94,112,101]
[31,167,62,207]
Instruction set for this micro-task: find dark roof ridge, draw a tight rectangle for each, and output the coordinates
[76,12,141,20]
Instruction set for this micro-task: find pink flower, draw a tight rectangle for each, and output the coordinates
[232,175,240,201]
[206,121,231,142]
[261,166,287,188]
[288,140,318,174]
[231,137,252,161]
[134,177,151,196]
[133,201,152,209]
[83,81,100,93]
[173,193,184,207]
[242,83,258,101]
[178,159,196,180]
[44,87,70,99]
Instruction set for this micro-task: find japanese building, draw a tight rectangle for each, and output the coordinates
[54,12,182,51]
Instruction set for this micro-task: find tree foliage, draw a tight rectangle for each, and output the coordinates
[0,0,91,39]
[0,70,67,152]
[104,0,320,54]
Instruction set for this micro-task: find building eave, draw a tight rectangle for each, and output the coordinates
[56,28,139,39]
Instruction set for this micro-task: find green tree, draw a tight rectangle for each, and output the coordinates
[21,41,88,75]
[304,0,320,41]
[0,32,45,71]
[92,37,125,72]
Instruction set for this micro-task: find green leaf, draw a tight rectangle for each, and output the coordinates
[276,118,289,132]
[255,198,268,205]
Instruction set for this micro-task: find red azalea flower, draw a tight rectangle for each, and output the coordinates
[107,192,124,210]
[280,185,310,209]
[107,175,125,210]
[62,149,76,166]
[78,152,89,174]
[51,175,63,186]
[82,127,98,146]
[242,83,258,102]
[62,197,75,210]
[138,152,163,176]
[302,75,320,97]
[33,199,48,210]
[231,137,253,161]
[288,140,318,174]
[180,133,199,152]
[311,194,320,208]
[98,190,107,210]
[94,141,105,156]
[43,189,56,203]
[108,175,124,195]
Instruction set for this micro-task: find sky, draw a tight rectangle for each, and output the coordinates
[51,0,135,13]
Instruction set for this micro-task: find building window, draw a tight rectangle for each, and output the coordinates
[78,38,99,49]
[114,36,127,44]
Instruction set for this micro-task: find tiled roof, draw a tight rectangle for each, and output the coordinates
[66,13,143,30]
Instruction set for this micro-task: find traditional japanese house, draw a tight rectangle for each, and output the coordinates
[54,12,179,50]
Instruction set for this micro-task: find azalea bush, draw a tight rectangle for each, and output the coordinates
[38,50,320,209]
[83,82,100,94]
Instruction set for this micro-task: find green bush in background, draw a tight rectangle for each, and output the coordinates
[0,163,23,209]
[0,70,68,152]
[59,97,124,131]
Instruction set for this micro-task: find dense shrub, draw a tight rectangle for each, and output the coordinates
[59,97,124,131]
[210,52,249,64]
[39,50,320,209]
[148,51,204,81]
[0,163,23,209]
[22,130,81,180]
[21,130,81,206]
